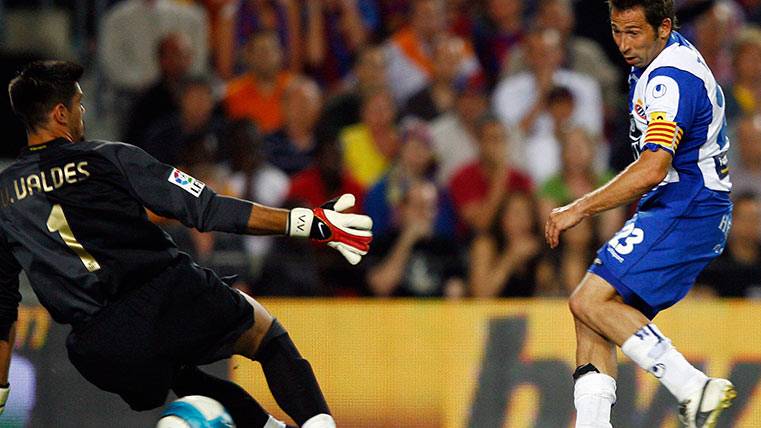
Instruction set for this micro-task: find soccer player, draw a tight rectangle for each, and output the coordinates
[545,1,735,427]
[2,61,373,428]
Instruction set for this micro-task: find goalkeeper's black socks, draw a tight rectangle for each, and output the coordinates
[172,364,271,427]
[255,319,332,426]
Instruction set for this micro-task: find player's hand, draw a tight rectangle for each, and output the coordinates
[0,383,9,415]
[545,202,585,249]
[288,194,373,265]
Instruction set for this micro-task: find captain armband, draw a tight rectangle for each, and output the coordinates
[644,117,684,154]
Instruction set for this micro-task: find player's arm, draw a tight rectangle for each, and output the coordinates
[102,143,372,264]
[545,148,672,248]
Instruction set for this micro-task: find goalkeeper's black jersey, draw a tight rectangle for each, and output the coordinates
[0,138,253,328]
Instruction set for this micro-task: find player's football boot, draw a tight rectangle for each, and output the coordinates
[677,378,736,428]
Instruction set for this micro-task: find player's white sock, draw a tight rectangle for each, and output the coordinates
[264,415,287,428]
[574,372,616,428]
[301,413,336,428]
[621,323,708,402]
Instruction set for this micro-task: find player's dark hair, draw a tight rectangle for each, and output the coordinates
[608,0,679,32]
[8,60,84,132]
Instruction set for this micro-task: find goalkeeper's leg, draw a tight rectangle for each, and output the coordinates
[234,292,335,428]
[172,365,293,428]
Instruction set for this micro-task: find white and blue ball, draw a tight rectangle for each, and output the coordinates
[156,395,235,428]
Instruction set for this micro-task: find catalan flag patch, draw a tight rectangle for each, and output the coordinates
[644,119,683,153]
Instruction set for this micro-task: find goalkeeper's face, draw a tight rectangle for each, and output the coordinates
[65,83,86,142]
[610,6,671,69]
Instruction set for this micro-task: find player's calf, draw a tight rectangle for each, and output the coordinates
[252,319,335,428]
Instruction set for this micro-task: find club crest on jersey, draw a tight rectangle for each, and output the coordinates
[168,168,205,197]
[652,83,667,98]
[634,99,646,120]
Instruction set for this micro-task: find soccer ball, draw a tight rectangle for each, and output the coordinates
[156,395,235,428]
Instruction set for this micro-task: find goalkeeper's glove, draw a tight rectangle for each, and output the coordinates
[287,194,372,265]
[0,383,8,415]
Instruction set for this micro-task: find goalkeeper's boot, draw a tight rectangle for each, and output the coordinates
[678,378,736,428]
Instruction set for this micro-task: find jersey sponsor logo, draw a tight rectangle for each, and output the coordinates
[168,168,205,197]
[634,99,646,120]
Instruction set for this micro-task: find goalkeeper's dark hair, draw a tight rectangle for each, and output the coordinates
[8,60,84,132]
[608,0,678,32]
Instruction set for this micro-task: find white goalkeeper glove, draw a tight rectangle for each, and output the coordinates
[0,383,8,415]
[287,194,373,265]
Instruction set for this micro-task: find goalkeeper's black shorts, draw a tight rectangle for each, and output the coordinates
[64,252,253,411]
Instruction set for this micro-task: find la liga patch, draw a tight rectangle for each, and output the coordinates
[168,168,205,197]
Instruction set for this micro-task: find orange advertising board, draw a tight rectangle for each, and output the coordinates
[231,299,761,427]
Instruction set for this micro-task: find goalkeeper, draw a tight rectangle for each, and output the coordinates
[0,60,372,428]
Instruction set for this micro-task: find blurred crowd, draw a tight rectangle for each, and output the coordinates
[3,0,761,298]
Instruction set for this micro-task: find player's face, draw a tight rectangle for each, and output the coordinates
[610,6,670,68]
[67,83,86,141]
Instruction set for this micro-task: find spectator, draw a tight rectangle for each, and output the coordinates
[472,0,526,88]
[377,0,410,38]
[697,192,761,297]
[493,27,603,184]
[384,0,481,104]
[736,0,761,26]
[222,119,290,279]
[448,114,532,236]
[507,0,619,111]
[447,0,477,38]
[689,0,742,86]
[468,191,552,297]
[726,26,761,119]
[367,181,465,297]
[403,35,470,121]
[263,76,323,176]
[99,0,208,93]
[304,0,380,89]
[215,0,301,78]
[537,126,624,244]
[340,88,400,189]
[141,76,224,166]
[731,114,761,196]
[287,134,365,211]
[123,32,193,145]
[224,30,294,134]
[319,45,389,141]
[429,78,490,185]
[364,118,456,237]
[548,209,598,296]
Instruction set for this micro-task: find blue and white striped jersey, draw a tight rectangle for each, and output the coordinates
[628,31,731,213]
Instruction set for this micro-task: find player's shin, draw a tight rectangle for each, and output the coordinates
[621,323,708,402]
[255,319,335,428]
[172,365,284,428]
[573,364,616,428]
